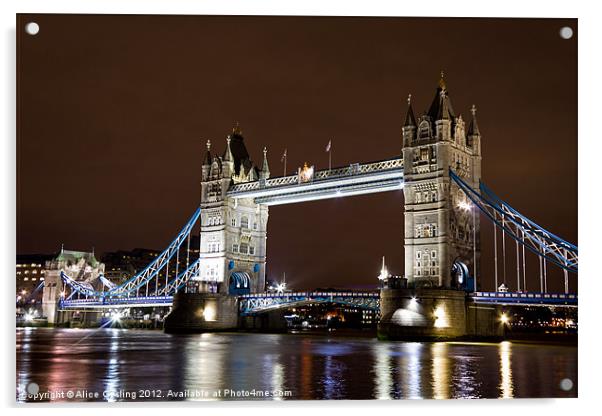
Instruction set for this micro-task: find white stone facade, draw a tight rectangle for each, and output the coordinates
[402,78,482,288]
[199,128,269,294]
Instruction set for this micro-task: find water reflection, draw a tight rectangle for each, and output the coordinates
[373,342,393,399]
[16,329,575,401]
[322,355,345,399]
[450,345,480,399]
[499,341,514,398]
[104,329,121,402]
[401,343,423,399]
[184,333,226,400]
[431,343,450,399]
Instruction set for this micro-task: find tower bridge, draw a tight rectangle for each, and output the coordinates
[43,75,578,339]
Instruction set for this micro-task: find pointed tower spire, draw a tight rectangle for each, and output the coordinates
[467,104,480,136]
[203,139,212,165]
[439,70,446,90]
[260,146,270,179]
[428,71,455,122]
[404,94,417,127]
[378,256,389,281]
[402,94,417,148]
[438,88,451,120]
[223,137,234,162]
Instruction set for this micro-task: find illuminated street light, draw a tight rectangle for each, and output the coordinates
[24,314,34,322]
[21,290,27,296]
[276,282,287,294]
[434,306,448,328]
[203,306,216,321]
[457,200,472,211]
[500,313,509,324]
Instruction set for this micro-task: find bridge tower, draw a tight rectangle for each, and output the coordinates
[402,74,482,289]
[198,124,269,295]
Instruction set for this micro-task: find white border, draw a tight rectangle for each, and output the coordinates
[2,1,600,415]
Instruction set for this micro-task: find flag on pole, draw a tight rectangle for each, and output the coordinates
[281,148,288,176]
[326,139,332,171]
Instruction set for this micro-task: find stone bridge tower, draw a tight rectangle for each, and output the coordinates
[402,75,482,289]
[198,124,269,295]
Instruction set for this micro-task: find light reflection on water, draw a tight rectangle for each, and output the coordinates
[16,328,577,402]
[499,341,514,398]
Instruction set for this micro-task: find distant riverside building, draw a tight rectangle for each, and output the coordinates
[101,248,161,284]
[101,237,200,285]
[16,253,54,305]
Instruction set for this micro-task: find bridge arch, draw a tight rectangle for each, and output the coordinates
[229,272,251,295]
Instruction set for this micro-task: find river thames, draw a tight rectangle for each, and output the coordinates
[16,328,577,401]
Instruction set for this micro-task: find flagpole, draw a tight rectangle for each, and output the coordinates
[281,148,287,176]
[326,139,332,171]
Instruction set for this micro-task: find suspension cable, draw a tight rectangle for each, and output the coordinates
[522,229,527,292]
[502,212,507,286]
[493,210,498,291]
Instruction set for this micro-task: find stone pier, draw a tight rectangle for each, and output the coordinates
[164,292,239,333]
[378,287,504,340]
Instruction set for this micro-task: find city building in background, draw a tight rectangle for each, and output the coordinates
[16,253,54,310]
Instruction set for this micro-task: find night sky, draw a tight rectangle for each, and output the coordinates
[17,15,577,292]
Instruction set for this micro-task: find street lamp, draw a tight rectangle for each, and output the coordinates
[458,199,477,292]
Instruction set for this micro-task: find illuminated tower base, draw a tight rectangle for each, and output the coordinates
[164,292,239,333]
[378,280,504,340]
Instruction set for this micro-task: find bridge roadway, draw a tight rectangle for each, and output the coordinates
[227,158,404,205]
[59,291,577,311]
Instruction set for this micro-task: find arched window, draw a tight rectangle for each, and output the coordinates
[418,120,431,139]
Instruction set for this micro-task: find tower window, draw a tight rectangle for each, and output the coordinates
[232,244,239,253]
[240,243,249,254]
[249,246,255,255]
[241,216,249,229]
[231,217,237,227]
